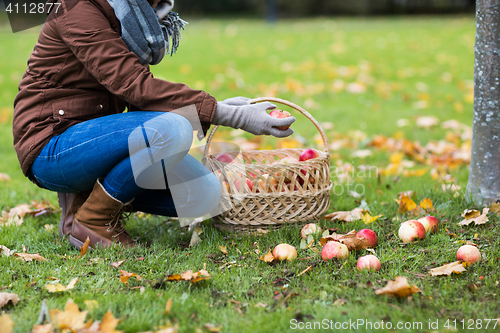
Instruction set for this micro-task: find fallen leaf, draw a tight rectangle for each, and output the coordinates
[0,203,33,226]
[99,311,122,333]
[395,195,417,212]
[50,299,88,331]
[0,293,19,308]
[119,270,142,286]
[110,260,126,269]
[79,237,90,258]
[0,314,14,333]
[351,149,373,158]
[297,265,313,277]
[361,212,382,224]
[189,229,201,247]
[15,253,48,262]
[375,276,421,298]
[325,207,365,222]
[416,116,439,128]
[165,298,173,315]
[254,302,268,308]
[489,201,500,214]
[259,250,275,263]
[203,323,223,332]
[458,208,489,226]
[30,323,54,333]
[45,278,79,293]
[84,300,99,311]
[30,200,56,217]
[320,230,368,251]
[166,269,210,284]
[219,245,228,255]
[429,261,467,276]
[419,198,433,211]
[1,245,14,257]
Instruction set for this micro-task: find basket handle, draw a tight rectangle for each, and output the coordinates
[204,97,330,157]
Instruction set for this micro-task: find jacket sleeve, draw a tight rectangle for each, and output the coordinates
[55,0,216,136]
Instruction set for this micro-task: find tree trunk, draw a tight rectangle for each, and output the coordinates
[467,0,500,204]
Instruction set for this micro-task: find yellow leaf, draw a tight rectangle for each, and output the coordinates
[45,278,79,293]
[203,323,223,332]
[100,311,122,333]
[50,299,88,331]
[219,245,228,255]
[419,198,433,211]
[84,300,99,312]
[0,314,14,333]
[361,213,382,224]
[429,261,467,276]
[119,270,142,285]
[396,195,417,212]
[375,276,420,298]
[489,202,500,214]
[79,237,90,258]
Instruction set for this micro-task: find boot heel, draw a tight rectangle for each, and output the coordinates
[69,234,85,249]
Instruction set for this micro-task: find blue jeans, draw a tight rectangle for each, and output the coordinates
[30,112,222,218]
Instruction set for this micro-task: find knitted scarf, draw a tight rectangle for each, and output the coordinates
[106,0,187,66]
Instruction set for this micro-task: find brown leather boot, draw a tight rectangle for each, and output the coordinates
[58,190,92,237]
[69,179,135,249]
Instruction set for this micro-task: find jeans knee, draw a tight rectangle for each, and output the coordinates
[184,173,221,217]
[145,113,193,159]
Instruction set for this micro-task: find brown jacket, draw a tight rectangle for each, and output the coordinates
[13,0,217,177]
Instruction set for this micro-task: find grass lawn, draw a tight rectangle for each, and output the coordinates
[2,15,500,333]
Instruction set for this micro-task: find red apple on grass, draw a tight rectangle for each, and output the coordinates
[398,220,426,243]
[457,245,481,264]
[356,229,378,248]
[417,216,439,234]
[272,244,297,261]
[321,242,349,260]
[269,109,292,130]
[357,255,381,271]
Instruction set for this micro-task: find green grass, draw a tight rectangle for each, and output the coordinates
[2,16,500,333]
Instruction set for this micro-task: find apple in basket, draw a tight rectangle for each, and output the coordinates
[269,109,292,130]
[257,174,279,193]
[215,152,235,164]
[273,157,299,182]
[299,149,319,162]
[234,178,254,193]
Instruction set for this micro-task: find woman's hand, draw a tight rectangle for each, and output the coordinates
[213,101,295,138]
[220,96,251,106]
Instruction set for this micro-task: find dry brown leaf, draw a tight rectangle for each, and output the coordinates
[320,230,368,251]
[1,245,14,257]
[219,245,228,255]
[203,323,223,332]
[50,299,88,331]
[0,293,19,308]
[458,208,489,226]
[0,203,33,226]
[375,276,421,298]
[110,260,126,269]
[489,201,500,214]
[416,116,439,128]
[0,314,14,333]
[259,250,275,263]
[15,253,48,262]
[165,298,173,315]
[45,278,79,293]
[79,237,91,258]
[325,207,365,222]
[429,261,467,276]
[30,200,56,217]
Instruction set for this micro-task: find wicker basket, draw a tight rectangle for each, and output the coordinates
[203,97,332,232]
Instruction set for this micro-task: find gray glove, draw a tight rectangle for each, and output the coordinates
[213,101,295,138]
[220,96,251,106]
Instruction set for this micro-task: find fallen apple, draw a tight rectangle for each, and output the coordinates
[321,241,349,260]
[301,223,322,239]
[269,109,292,130]
[299,149,319,162]
[356,255,381,271]
[456,245,481,264]
[356,229,378,248]
[272,244,297,261]
[398,220,426,243]
[417,216,439,234]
